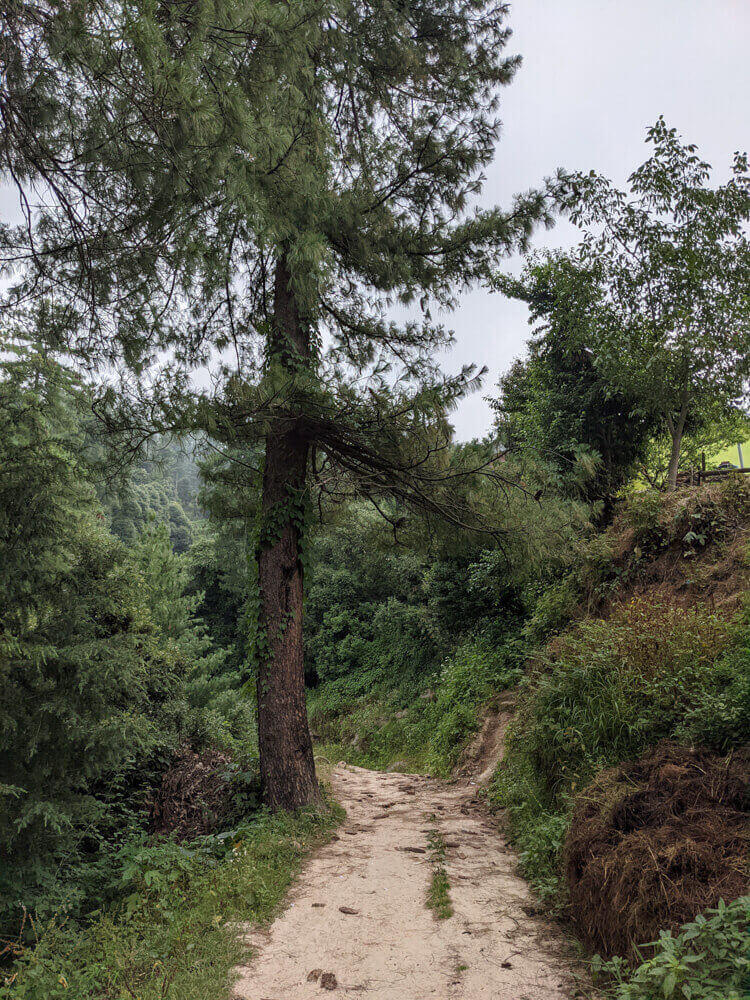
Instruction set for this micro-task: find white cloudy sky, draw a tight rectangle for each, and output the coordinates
[440,0,750,439]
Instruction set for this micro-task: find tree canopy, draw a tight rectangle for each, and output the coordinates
[562,118,750,489]
[2,0,559,808]
[493,253,657,510]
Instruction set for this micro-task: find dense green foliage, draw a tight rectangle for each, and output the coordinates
[304,509,522,773]
[490,585,750,905]
[494,254,657,507]
[312,631,523,776]
[1,349,155,924]
[303,474,588,774]
[562,120,750,489]
[598,898,750,1000]
[0,349,252,938]
[101,443,200,552]
[2,804,340,1000]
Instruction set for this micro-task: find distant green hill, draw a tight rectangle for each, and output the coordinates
[712,440,749,469]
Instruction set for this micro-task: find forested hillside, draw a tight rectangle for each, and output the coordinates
[1,2,749,999]
[3,333,748,1000]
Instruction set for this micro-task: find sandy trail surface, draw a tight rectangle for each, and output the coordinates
[233,764,592,999]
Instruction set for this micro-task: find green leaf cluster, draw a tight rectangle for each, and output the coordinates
[598,897,750,1000]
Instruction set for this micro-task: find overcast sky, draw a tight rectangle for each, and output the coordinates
[441,0,750,439]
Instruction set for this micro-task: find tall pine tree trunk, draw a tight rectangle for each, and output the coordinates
[256,256,320,811]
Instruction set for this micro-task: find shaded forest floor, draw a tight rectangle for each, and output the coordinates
[232,763,594,1000]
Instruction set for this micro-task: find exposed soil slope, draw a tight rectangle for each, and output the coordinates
[455,694,516,789]
[233,764,592,999]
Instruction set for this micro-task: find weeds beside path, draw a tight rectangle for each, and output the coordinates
[2,807,341,1000]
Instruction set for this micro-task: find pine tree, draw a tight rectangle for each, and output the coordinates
[0,337,253,924]
[0,345,156,922]
[1,2,556,808]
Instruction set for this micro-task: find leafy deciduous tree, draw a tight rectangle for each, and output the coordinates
[564,119,750,490]
[494,254,657,509]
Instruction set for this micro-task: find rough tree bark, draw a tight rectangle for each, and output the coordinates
[256,256,321,811]
[665,400,689,493]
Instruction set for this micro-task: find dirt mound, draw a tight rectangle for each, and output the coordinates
[149,746,235,839]
[564,743,750,960]
[603,481,750,612]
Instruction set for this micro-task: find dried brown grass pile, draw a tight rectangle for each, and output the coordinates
[564,742,750,959]
[148,746,235,839]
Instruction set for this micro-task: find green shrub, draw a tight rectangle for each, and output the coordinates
[487,717,570,903]
[522,577,581,646]
[489,595,750,902]
[515,600,736,805]
[427,635,522,775]
[676,627,750,750]
[596,897,750,1000]
[624,489,665,532]
[312,632,522,776]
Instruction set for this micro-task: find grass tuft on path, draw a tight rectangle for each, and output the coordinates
[425,825,453,920]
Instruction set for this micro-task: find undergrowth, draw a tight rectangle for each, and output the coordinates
[2,802,342,1000]
[596,897,750,1000]
[310,632,522,776]
[488,594,750,906]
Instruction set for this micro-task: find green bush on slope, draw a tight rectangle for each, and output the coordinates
[311,632,522,776]
[488,596,750,903]
[426,635,523,775]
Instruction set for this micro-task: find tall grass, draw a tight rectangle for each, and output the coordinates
[488,597,750,903]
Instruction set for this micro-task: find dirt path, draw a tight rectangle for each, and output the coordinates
[232,764,592,999]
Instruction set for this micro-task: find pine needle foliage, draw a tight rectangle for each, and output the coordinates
[0,346,158,923]
[2,0,557,508]
[2,0,561,807]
